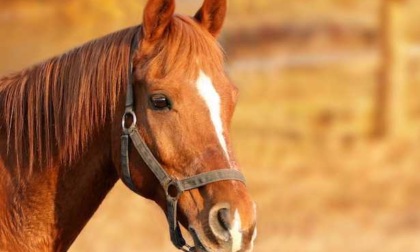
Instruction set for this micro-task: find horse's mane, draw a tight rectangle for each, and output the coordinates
[0,26,138,173]
[0,15,224,175]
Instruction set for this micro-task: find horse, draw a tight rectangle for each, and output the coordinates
[0,0,257,251]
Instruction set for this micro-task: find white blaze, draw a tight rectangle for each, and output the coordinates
[197,71,243,251]
[196,70,229,159]
[230,210,243,252]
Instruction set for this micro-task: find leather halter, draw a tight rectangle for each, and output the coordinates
[120,30,246,251]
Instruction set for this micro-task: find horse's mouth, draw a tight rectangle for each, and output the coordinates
[188,227,210,252]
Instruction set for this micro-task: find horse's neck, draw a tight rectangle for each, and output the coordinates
[0,128,119,252]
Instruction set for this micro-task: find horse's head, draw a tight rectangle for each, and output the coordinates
[112,0,257,251]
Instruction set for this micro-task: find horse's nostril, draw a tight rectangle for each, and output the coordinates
[217,208,231,231]
[209,204,231,242]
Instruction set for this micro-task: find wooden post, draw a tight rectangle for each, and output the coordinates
[376,0,407,138]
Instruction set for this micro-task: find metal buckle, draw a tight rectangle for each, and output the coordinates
[180,244,193,252]
[122,110,137,133]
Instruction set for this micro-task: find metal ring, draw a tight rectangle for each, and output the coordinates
[122,110,137,131]
[165,181,183,200]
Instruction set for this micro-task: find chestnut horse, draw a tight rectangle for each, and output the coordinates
[0,0,257,251]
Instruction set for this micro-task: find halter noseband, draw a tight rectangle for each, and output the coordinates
[120,30,246,251]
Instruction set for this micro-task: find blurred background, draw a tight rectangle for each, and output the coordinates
[2,0,420,251]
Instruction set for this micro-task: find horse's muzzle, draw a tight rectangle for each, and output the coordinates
[188,201,257,252]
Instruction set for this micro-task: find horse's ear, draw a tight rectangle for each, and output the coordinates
[143,0,175,41]
[194,0,227,37]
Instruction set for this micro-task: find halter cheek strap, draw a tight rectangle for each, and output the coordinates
[120,31,246,251]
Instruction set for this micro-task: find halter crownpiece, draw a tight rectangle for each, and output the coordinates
[120,30,246,251]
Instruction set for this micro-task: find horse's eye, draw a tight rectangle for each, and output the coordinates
[150,94,171,110]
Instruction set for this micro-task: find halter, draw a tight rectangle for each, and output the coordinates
[120,30,246,251]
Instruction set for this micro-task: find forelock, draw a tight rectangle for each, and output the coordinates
[142,15,225,80]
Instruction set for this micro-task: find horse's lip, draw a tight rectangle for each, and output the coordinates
[188,226,209,252]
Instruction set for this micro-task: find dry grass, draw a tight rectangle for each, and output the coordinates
[1,0,420,251]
